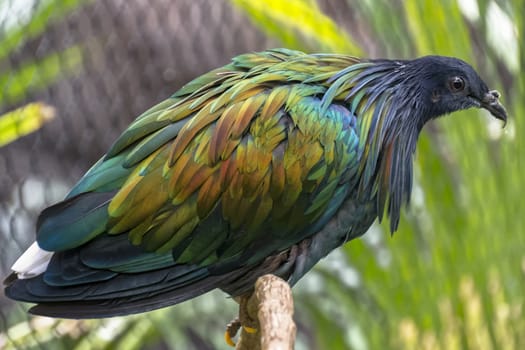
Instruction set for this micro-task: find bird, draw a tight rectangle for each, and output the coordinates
[4,48,506,319]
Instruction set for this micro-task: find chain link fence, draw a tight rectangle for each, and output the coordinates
[0,0,281,347]
[0,0,278,272]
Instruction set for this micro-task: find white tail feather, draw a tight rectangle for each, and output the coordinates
[11,242,53,279]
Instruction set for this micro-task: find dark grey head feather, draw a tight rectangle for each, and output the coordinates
[340,55,506,232]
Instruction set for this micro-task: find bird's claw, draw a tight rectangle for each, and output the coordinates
[224,318,258,347]
[224,294,260,346]
[243,325,257,334]
[225,317,241,347]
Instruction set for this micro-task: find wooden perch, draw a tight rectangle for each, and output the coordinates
[235,274,296,350]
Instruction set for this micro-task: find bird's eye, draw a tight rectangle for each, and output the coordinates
[448,76,465,92]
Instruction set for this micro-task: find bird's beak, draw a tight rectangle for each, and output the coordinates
[480,90,507,127]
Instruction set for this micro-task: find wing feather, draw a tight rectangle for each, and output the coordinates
[10,50,367,318]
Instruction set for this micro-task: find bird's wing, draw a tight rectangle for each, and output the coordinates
[40,49,361,264]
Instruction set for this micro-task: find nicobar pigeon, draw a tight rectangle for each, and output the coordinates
[4,49,507,318]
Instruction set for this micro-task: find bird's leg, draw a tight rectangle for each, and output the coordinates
[238,293,258,333]
[224,293,258,346]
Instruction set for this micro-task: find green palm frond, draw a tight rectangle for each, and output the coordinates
[234,0,524,349]
[231,0,362,54]
[0,102,55,147]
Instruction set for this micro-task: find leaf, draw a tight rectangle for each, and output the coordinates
[0,0,90,61]
[0,102,56,147]
[231,0,363,54]
[0,46,83,105]
[403,0,471,57]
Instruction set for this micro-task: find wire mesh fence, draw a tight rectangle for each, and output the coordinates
[0,0,279,347]
[0,0,277,273]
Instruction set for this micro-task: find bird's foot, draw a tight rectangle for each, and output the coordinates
[225,317,241,347]
[225,294,259,346]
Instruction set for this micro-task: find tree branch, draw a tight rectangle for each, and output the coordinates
[236,274,296,350]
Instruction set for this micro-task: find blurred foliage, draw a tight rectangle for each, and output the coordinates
[0,0,85,146]
[0,0,86,106]
[1,0,524,349]
[0,103,55,147]
[240,0,523,349]
[231,0,362,54]
[0,0,87,60]
[2,46,82,105]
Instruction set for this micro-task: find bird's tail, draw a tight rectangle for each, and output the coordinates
[2,189,245,318]
[4,268,237,318]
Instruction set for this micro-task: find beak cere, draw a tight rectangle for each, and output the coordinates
[481,90,507,126]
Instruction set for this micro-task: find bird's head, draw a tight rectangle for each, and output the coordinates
[407,56,507,125]
[343,55,508,232]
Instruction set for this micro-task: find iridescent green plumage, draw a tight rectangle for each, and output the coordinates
[41,49,366,260]
[5,48,506,318]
